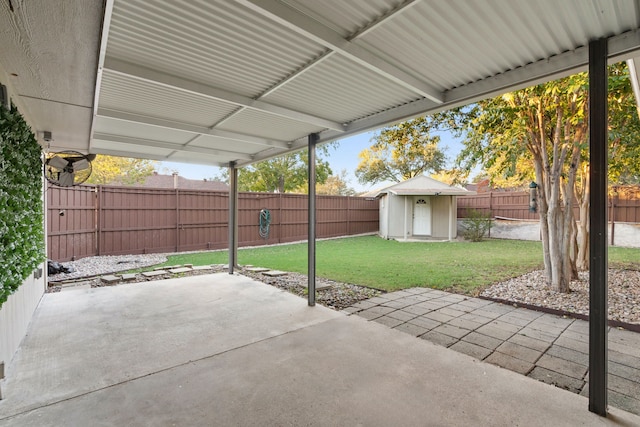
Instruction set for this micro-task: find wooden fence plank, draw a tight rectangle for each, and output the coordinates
[47,185,379,261]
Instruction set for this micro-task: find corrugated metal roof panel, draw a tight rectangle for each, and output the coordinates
[187,135,272,155]
[262,54,421,123]
[92,138,174,158]
[283,0,406,37]
[359,0,638,90]
[93,116,193,144]
[99,71,236,127]
[107,0,327,98]
[218,108,325,142]
[13,0,638,166]
[166,151,242,165]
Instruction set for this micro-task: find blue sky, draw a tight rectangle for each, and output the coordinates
[157,129,465,193]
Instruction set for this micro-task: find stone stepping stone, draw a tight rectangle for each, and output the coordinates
[142,270,167,278]
[247,267,270,272]
[121,273,137,281]
[169,267,192,274]
[262,270,288,277]
[296,282,333,291]
[101,275,121,284]
[193,265,213,271]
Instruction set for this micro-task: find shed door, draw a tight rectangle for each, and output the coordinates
[413,197,431,235]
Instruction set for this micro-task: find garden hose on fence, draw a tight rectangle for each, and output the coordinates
[259,208,271,239]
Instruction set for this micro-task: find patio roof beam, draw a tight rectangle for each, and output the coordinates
[93,133,254,161]
[237,0,443,104]
[88,147,168,161]
[97,108,292,150]
[103,57,346,132]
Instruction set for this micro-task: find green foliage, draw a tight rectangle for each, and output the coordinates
[0,104,45,308]
[461,209,492,242]
[442,63,640,188]
[355,116,446,185]
[86,155,157,185]
[220,145,335,193]
[314,169,356,196]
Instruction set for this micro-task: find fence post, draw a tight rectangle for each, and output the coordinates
[488,191,493,238]
[278,192,282,244]
[175,189,180,252]
[96,186,102,256]
[346,197,351,235]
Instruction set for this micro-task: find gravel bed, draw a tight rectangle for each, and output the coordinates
[48,254,168,281]
[481,269,640,324]
[240,269,381,310]
[48,254,640,322]
[47,255,380,310]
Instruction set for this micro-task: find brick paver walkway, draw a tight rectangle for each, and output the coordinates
[346,288,640,415]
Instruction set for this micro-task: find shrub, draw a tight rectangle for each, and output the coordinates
[461,209,492,242]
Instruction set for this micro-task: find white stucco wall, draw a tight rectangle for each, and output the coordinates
[0,269,45,367]
[457,218,640,248]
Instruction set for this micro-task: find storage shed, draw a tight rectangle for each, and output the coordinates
[376,175,475,241]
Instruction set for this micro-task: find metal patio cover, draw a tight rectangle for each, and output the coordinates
[4,0,640,164]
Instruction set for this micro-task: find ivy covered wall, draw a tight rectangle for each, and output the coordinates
[0,103,45,308]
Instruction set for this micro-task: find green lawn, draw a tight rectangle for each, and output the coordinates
[154,236,640,294]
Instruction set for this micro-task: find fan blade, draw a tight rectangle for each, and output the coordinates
[58,171,75,187]
[48,156,70,169]
[73,158,90,171]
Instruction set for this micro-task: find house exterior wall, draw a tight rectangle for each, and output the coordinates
[0,271,45,368]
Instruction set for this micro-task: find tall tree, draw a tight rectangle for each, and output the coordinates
[355,117,446,185]
[441,63,640,292]
[221,145,334,193]
[296,169,356,196]
[86,155,157,185]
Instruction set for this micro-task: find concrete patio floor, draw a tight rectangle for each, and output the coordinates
[1,273,639,426]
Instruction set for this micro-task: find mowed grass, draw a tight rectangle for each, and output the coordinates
[157,236,539,294]
[157,236,640,294]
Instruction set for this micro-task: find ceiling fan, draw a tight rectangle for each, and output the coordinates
[44,151,94,187]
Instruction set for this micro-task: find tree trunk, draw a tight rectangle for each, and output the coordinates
[543,108,571,293]
[547,204,570,292]
[576,204,589,270]
[576,172,590,270]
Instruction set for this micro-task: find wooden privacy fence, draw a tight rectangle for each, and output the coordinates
[47,185,379,261]
[457,186,640,223]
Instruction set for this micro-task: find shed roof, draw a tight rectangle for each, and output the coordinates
[2,1,640,167]
[375,175,475,197]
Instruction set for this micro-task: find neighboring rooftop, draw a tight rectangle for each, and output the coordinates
[134,172,228,191]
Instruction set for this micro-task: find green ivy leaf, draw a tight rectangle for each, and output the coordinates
[0,103,45,309]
